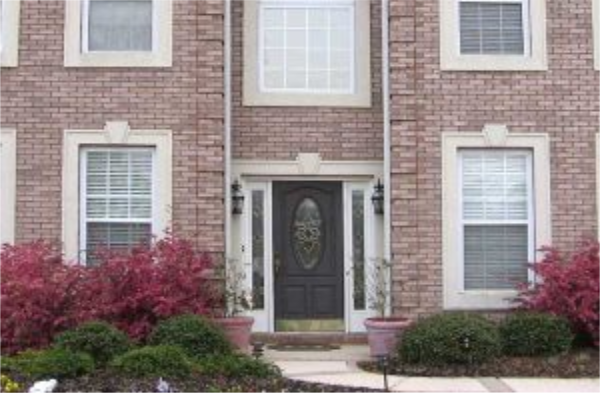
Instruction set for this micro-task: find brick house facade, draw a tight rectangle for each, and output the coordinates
[0,0,598,333]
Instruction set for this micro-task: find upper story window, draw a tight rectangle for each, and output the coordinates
[65,0,172,68]
[260,1,354,93]
[0,0,21,67]
[244,0,371,107]
[83,0,153,52]
[440,0,547,71]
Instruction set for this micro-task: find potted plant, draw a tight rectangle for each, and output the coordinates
[213,260,254,353]
[362,258,412,358]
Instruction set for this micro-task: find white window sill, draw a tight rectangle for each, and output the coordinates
[440,55,548,72]
[444,290,519,310]
[65,51,172,68]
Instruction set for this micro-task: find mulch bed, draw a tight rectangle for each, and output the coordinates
[7,370,383,392]
[359,348,599,378]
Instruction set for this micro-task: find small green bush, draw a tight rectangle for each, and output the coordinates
[148,314,232,359]
[110,345,192,378]
[4,349,94,379]
[500,312,573,357]
[399,313,501,365]
[197,355,281,378]
[53,321,131,365]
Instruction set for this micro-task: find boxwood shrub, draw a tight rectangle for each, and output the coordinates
[500,312,573,356]
[110,345,192,378]
[398,313,501,365]
[197,355,281,378]
[3,349,94,379]
[53,321,131,365]
[148,314,232,359]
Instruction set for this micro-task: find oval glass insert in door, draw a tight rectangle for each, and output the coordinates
[292,197,324,270]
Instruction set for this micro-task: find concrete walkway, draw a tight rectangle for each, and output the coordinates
[265,345,600,393]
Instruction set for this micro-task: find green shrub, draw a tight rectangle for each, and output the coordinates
[53,321,131,365]
[399,313,501,365]
[148,314,232,359]
[500,312,573,357]
[4,349,94,379]
[197,355,281,378]
[110,345,192,378]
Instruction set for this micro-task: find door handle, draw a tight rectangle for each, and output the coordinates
[274,252,282,276]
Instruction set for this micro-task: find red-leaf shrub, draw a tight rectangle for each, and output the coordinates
[82,236,219,340]
[516,239,599,346]
[1,235,220,354]
[1,242,89,354]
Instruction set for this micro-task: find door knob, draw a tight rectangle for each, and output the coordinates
[274,252,282,275]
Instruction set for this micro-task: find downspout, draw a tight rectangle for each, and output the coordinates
[382,0,392,316]
[224,0,232,260]
[382,0,391,263]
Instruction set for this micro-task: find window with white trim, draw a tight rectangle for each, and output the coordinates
[442,127,551,310]
[459,150,533,291]
[0,0,20,67]
[260,0,355,93]
[440,0,547,71]
[64,0,172,67]
[244,0,371,107]
[80,148,155,264]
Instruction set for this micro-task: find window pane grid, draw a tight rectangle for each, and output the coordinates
[260,2,354,93]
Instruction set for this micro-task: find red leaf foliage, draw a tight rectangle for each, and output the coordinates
[1,235,219,354]
[516,239,599,346]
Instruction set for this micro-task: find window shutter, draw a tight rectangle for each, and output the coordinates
[459,2,525,55]
[88,0,153,52]
[461,150,531,290]
[84,149,154,262]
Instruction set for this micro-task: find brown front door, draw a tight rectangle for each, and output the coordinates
[273,182,344,331]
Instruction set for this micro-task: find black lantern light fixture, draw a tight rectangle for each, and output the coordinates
[231,179,244,215]
[371,179,385,215]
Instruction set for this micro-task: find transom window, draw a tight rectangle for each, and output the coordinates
[259,0,355,93]
[459,0,529,56]
[459,150,533,291]
[82,0,154,52]
[80,148,155,264]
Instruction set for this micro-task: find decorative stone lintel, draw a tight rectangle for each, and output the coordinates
[482,124,509,147]
[103,121,130,144]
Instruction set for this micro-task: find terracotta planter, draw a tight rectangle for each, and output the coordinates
[364,317,412,358]
[214,316,254,353]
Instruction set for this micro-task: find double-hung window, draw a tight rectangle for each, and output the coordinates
[440,0,547,70]
[80,148,154,264]
[65,0,172,67]
[244,0,371,107]
[460,150,533,291]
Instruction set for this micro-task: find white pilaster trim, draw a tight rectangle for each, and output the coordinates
[1,129,17,244]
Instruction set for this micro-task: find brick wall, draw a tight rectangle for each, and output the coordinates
[231,0,384,161]
[0,0,226,252]
[389,0,600,317]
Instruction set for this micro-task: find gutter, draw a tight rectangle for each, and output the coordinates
[224,0,232,259]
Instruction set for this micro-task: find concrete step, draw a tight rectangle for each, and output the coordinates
[252,332,368,345]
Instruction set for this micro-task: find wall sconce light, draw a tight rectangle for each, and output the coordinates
[231,179,244,215]
[371,179,384,215]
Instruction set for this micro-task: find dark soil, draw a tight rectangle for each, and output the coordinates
[359,348,599,378]
[7,369,383,392]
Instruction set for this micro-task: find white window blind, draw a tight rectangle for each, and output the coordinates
[459,1,527,55]
[260,0,355,93]
[81,149,154,263]
[84,0,153,52]
[460,150,532,290]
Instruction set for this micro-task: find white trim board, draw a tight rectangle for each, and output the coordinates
[1,129,17,244]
